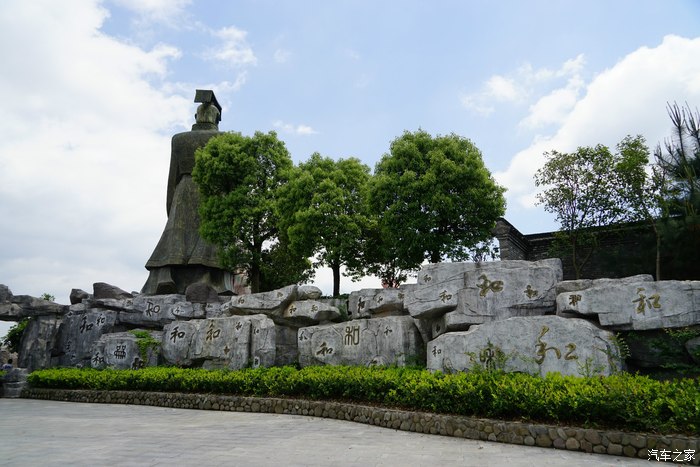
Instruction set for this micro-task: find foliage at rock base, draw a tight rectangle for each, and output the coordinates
[27,366,699,435]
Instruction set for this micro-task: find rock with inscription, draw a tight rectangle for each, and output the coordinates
[116,294,205,327]
[427,315,622,377]
[404,283,460,319]
[161,320,198,366]
[162,315,276,369]
[556,275,654,295]
[54,309,118,367]
[298,285,323,300]
[297,316,424,367]
[556,280,700,330]
[282,300,341,325]
[432,259,562,336]
[93,282,133,300]
[70,288,90,305]
[221,285,298,318]
[348,288,407,319]
[91,330,162,370]
[17,316,63,371]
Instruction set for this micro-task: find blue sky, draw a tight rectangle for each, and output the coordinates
[1,1,700,337]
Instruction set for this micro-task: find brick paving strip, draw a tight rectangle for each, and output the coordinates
[22,388,699,465]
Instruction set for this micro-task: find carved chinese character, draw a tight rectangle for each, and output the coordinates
[632,288,661,314]
[383,327,393,336]
[79,316,94,334]
[145,300,161,317]
[113,344,127,360]
[344,325,360,345]
[169,326,186,342]
[357,297,366,313]
[205,322,221,341]
[568,294,582,306]
[564,343,578,360]
[476,274,504,297]
[534,326,561,364]
[316,341,333,356]
[288,304,297,315]
[439,290,453,303]
[524,285,538,299]
[431,345,442,357]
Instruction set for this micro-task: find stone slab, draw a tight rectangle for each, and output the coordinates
[427,315,622,377]
[556,280,700,330]
[298,316,424,367]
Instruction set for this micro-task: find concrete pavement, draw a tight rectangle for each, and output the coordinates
[0,399,654,466]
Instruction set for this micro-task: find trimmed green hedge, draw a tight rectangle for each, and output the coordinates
[27,366,700,435]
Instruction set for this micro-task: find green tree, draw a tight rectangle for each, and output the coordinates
[2,318,30,354]
[193,131,295,293]
[653,102,700,279]
[277,153,371,296]
[368,130,506,274]
[535,142,650,279]
[616,135,668,279]
[259,233,315,292]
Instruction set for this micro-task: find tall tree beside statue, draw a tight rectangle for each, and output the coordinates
[367,130,506,284]
[277,153,372,297]
[193,131,307,293]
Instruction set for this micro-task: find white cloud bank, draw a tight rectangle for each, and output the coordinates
[0,0,191,302]
[494,35,700,221]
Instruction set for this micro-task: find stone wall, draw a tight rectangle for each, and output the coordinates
[22,388,700,465]
[494,218,663,281]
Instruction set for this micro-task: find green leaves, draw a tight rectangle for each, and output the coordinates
[27,366,700,434]
[276,153,372,296]
[368,130,506,270]
[193,131,295,292]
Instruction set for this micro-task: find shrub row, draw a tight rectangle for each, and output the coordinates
[27,366,700,435]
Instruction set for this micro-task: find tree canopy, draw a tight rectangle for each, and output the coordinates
[368,130,506,273]
[277,153,371,296]
[192,131,295,293]
[534,139,653,279]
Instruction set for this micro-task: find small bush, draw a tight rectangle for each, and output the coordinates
[26,366,700,435]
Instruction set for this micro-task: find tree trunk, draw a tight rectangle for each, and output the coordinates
[332,262,341,297]
[429,249,441,263]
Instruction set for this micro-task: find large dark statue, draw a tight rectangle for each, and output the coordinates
[142,90,243,295]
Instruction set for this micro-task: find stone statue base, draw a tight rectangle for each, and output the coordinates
[141,265,245,296]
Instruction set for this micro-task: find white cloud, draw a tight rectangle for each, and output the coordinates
[112,0,191,27]
[0,0,191,303]
[205,26,257,68]
[273,48,292,64]
[495,35,700,224]
[273,120,319,135]
[461,54,586,118]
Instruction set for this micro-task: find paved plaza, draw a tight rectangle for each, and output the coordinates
[0,399,654,466]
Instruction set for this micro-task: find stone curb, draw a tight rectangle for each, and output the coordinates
[22,388,699,465]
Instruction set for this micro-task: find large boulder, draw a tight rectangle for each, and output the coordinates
[54,309,118,367]
[221,285,298,318]
[348,288,408,319]
[91,330,163,370]
[110,294,208,327]
[281,300,341,325]
[0,294,67,320]
[161,315,275,369]
[93,282,133,300]
[556,280,700,330]
[17,316,63,371]
[297,316,424,367]
[427,315,623,377]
